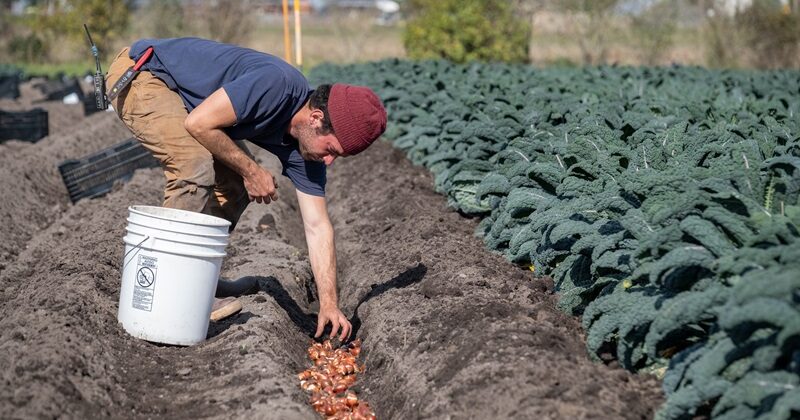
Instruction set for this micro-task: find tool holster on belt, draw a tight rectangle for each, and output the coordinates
[108,47,154,101]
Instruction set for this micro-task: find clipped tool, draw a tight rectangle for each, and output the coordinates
[106,46,153,102]
[83,24,107,110]
[83,23,154,108]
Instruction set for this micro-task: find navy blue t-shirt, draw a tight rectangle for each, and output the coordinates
[129,38,326,196]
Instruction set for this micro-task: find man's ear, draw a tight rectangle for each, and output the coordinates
[308,108,325,129]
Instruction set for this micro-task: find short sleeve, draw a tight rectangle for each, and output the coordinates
[222,70,285,124]
[261,144,326,196]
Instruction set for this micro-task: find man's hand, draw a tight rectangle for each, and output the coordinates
[315,304,352,341]
[296,191,349,340]
[185,87,278,205]
[243,165,278,204]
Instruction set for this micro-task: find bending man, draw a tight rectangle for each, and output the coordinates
[107,37,387,340]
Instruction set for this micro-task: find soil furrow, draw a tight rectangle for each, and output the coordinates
[0,112,130,272]
[0,140,340,418]
[324,141,663,419]
[0,162,321,418]
[0,107,663,419]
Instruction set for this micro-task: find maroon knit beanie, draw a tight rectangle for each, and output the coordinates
[327,84,387,156]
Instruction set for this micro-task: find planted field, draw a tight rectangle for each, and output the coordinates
[310,61,800,419]
[0,59,796,419]
[1,79,661,418]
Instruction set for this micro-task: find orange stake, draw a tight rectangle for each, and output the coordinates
[282,0,293,64]
[293,0,303,71]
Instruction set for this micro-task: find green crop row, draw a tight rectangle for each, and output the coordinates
[309,60,800,419]
[0,63,92,81]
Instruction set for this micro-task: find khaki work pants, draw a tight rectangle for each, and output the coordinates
[107,47,251,230]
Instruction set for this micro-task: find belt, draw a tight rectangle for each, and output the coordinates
[107,47,154,101]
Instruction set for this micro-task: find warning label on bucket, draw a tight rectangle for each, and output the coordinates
[132,255,158,311]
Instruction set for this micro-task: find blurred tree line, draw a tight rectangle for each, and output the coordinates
[0,0,257,66]
[1,0,797,70]
[403,0,530,64]
[1,0,131,63]
[703,0,800,69]
[404,0,800,69]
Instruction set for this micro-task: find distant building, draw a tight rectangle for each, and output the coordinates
[5,0,403,21]
[714,0,790,15]
[716,0,753,16]
[617,0,790,17]
[616,0,662,15]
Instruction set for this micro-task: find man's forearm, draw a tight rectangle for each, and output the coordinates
[187,126,258,177]
[304,221,339,308]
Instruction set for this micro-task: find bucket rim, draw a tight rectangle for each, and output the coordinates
[126,217,230,239]
[128,205,231,228]
[124,226,229,247]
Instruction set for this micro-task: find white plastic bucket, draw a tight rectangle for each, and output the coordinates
[118,205,231,346]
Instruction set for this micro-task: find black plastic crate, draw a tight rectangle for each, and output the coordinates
[34,77,84,101]
[58,138,160,203]
[0,108,49,142]
[83,90,105,116]
[0,73,21,99]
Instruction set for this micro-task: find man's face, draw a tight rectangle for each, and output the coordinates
[296,120,346,166]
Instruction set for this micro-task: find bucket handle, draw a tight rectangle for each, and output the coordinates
[123,235,150,267]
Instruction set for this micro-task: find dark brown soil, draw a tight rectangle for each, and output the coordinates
[0,100,663,419]
[0,80,125,272]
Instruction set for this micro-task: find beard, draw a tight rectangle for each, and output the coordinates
[297,138,313,161]
[295,123,320,162]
